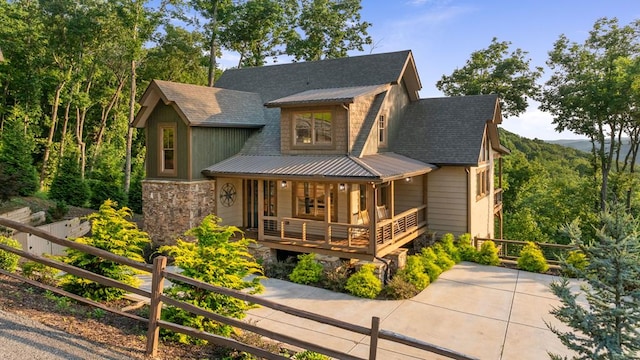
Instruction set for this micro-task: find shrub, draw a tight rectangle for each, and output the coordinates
[87,179,127,210]
[263,257,296,280]
[345,264,382,299]
[394,255,430,292]
[440,233,461,263]
[49,153,89,207]
[0,117,38,197]
[59,200,149,301]
[46,200,69,222]
[418,247,443,281]
[21,261,59,285]
[517,242,549,273]
[321,262,352,292]
[562,250,588,278]
[476,240,501,266]
[431,243,455,271]
[159,215,263,343]
[289,253,323,285]
[294,350,330,360]
[456,233,477,262]
[0,236,21,272]
[383,274,420,300]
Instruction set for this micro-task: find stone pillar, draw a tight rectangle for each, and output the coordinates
[142,179,216,246]
[384,248,408,276]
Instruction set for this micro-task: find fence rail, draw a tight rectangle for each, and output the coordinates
[0,217,477,360]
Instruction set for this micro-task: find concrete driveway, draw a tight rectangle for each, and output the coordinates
[247,262,578,360]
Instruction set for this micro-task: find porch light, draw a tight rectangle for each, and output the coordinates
[338,183,346,192]
[405,177,413,183]
[280,180,288,189]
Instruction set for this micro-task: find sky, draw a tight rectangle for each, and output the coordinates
[216,0,640,141]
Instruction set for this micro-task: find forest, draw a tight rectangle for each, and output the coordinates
[1,1,639,246]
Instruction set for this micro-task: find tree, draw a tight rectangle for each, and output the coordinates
[285,0,372,61]
[49,152,89,207]
[0,116,38,197]
[541,18,640,212]
[436,37,543,118]
[189,0,232,86]
[548,206,640,359]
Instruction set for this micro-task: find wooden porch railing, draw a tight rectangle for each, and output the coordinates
[494,188,503,212]
[376,205,427,246]
[0,217,476,360]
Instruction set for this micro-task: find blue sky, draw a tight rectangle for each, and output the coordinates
[219,0,640,140]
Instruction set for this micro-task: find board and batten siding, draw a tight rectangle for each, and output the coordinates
[146,102,189,180]
[190,127,255,179]
[215,177,243,226]
[394,175,424,214]
[427,167,467,235]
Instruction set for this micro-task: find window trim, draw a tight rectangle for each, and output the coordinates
[378,114,387,147]
[158,123,177,176]
[476,166,491,200]
[291,110,334,148]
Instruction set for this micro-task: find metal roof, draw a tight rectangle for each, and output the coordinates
[202,153,435,182]
[265,85,388,107]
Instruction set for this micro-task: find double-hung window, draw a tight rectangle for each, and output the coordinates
[159,124,176,176]
[294,111,332,146]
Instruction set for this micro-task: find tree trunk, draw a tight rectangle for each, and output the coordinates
[93,75,125,167]
[124,59,136,193]
[207,2,219,87]
[59,102,71,160]
[40,80,66,188]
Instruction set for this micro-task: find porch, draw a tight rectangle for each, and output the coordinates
[259,205,427,260]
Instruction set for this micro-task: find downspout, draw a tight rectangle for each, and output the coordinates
[465,167,471,234]
[342,103,350,155]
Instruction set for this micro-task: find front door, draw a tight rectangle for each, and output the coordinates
[245,180,259,229]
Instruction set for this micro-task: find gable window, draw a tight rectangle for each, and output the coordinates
[480,133,491,163]
[294,111,332,146]
[294,182,337,221]
[378,114,387,146]
[159,124,176,175]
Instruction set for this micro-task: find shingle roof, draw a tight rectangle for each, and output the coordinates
[202,153,435,182]
[216,50,415,102]
[393,95,499,165]
[135,80,266,127]
[265,85,388,107]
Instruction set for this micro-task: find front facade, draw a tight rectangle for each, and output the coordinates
[134,51,507,261]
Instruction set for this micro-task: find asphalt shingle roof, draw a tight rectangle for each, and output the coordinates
[393,94,499,165]
[151,80,265,127]
[265,85,388,107]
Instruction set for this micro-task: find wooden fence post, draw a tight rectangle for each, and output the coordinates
[369,316,380,360]
[146,256,167,357]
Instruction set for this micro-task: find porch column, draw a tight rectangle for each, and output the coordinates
[258,180,264,240]
[369,183,377,255]
[324,183,331,242]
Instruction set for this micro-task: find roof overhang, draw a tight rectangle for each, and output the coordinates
[397,51,422,102]
[265,84,389,108]
[133,80,187,128]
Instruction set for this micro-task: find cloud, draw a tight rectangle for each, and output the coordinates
[501,106,585,140]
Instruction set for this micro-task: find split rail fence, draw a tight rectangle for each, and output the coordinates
[0,217,476,360]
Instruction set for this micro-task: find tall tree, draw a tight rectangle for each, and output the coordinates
[0,116,38,197]
[541,18,640,212]
[190,0,232,86]
[285,0,372,61]
[548,206,640,359]
[436,37,543,118]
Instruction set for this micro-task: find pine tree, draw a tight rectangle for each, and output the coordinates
[49,152,89,207]
[0,117,38,197]
[548,206,640,359]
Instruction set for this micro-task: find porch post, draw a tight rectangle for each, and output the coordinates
[389,181,395,241]
[369,183,377,255]
[325,183,331,243]
[258,180,264,239]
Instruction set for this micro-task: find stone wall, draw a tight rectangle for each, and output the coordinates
[142,179,215,245]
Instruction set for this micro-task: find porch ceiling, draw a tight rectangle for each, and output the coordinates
[201,153,436,182]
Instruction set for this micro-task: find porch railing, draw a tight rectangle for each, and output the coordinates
[494,188,503,212]
[375,205,427,246]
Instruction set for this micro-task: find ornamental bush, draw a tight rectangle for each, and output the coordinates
[456,233,477,262]
[289,253,323,285]
[517,241,549,273]
[393,255,429,292]
[159,215,263,343]
[440,233,461,263]
[418,247,443,281]
[345,264,382,299]
[0,236,21,272]
[383,274,420,300]
[476,240,501,266]
[59,200,149,301]
[562,250,588,278]
[432,243,455,271]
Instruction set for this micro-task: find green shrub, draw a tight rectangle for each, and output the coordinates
[289,253,323,285]
[383,275,420,300]
[394,255,430,292]
[0,117,38,197]
[440,233,461,263]
[87,179,127,210]
[49,153,89,207]
[159,215,263,343]
[294,350,330,360]
[418,247,443,281]
[59,200,149,301]
[0,236,21,272]
[476,240,501,266]
[21,261,59,285]
[456,233,477,262]
[432,243,455,271]
[562,250,588,278]
[46,200,69,221]
[263,257,297,280]
[517,242,549,273]
[345,264,382,299]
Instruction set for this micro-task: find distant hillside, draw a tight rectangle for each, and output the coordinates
[499,130,591,164]
[547,138,640,165]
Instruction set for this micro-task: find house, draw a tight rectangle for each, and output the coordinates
[133,50,507,263]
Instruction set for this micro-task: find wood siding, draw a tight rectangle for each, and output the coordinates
[469,163,495,239]
[394,176,424,214]
[280,106,348,155]
[190,127,254,179]
[385,81,411,152]
[146,102,189,180]
[215,177,243,226]
[427,167,467,235]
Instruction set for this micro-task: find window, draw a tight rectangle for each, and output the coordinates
[476,167,491,199]
[294,182,337,221]
[378,114,387,146]
[480,133,491,163]
[294,111,332,146]
[159,125,176,175]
